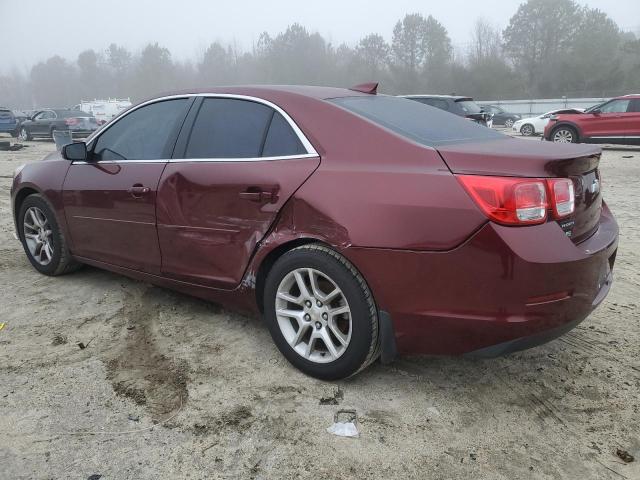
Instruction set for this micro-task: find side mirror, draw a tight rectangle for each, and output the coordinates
[591,108,601,115]
[62,142,88,161]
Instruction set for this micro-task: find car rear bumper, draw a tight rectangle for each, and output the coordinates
[342,203,618,356]
[0,123,18,133]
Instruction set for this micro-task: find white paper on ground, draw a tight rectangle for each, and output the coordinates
[327,421,360,438]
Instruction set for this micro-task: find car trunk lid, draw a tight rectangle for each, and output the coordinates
[438,137,602,243]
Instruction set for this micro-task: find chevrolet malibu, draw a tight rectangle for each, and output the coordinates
[11,84,618,380]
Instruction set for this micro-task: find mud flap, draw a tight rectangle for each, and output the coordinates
[378,310,398,364]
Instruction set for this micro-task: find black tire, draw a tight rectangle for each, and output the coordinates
[19,127,32,141]
[551,125,578,143]
[18,194,81,276]
[263,244,379,380]
[520,123,535,136]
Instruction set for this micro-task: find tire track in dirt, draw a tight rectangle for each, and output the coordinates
[104,285,189,422]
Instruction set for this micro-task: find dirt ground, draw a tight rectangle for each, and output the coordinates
[0,133,638,480]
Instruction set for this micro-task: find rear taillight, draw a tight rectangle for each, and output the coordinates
[457,175,547,225]
[457,175,576,226]
[65,118,79,126]
[548,178,575,218]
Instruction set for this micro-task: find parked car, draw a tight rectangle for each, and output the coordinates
[18,109,99,141]
[0,108,19,137]
[74,98,132,125]
[11,85,617,379]
[482,105,521,128]
[513,109,585,136]
[403,95,493,127]
[544,95,640,144]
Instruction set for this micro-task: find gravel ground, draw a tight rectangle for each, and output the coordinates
[0,134,638,480]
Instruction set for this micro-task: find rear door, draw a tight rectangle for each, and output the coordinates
[625,99,640,144]
[157,96,320,289]
[62,97,193,274]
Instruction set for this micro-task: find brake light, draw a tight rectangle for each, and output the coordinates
[548,178,575,218]
[457,175,548,225]
[458,175,578,226]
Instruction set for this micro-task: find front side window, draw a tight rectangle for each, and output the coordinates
[599,100,630,114]
[36,111,54,120]
[93,99,189,161]
[331,95,505,147]
[185,98,306,159]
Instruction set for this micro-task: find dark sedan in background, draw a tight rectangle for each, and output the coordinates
[482,104,522,128]
[18,109,99,141]
[403,94,493,126]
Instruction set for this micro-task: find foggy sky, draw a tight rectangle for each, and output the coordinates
[1,0,638,73]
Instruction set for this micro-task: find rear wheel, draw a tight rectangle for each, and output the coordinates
[504,118,514,128]
[552,126,578,143]
[520,124,534,136]
[263,244,379,380]
[18,194,80,276]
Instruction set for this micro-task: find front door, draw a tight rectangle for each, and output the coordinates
[31,110,56,135]
[581,99,631,141]
[156,96,320,289]
[62,97,193,274]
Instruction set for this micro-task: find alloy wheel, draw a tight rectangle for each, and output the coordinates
[553,129,574,143]
[521,124,533,136]
[23,206,54,265]
[505,119,514,128]
[19,128,28,142]
[275,267,352,363]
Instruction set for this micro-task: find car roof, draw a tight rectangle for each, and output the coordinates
[620,94,640,99]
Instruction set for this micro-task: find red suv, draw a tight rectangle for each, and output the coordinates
[544,95,640,144]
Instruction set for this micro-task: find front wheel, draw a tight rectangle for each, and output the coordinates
[504,119,514,128]
[263,244,379,380]
[18,127,31,141]
[552,126,578,143]
[18,194,80,276]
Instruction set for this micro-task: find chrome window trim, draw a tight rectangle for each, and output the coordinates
[71,153,319,165]
[84,93,318,159]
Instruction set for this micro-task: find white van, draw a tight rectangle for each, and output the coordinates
[74,98,132,125]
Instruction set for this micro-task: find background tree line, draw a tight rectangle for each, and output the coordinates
[1,0,639,109]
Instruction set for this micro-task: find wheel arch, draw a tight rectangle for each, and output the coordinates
[13,186,40,237]
[254,237,330,313]
[550,121,582,141]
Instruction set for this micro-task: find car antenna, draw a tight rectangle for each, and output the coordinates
[349,82,378,94]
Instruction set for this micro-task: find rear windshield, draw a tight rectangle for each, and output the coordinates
[330,96,505,147]
[57,110,93,118]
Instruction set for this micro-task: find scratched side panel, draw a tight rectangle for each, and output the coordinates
[156,157,320,289]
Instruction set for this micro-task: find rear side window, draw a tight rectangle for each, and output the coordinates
[93,99,189,161]
[331,96,505,147]
[186,98,273,158]
[628,99,640,113]
[262,112,306,157]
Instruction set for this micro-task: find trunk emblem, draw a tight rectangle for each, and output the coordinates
[589,179,600,194]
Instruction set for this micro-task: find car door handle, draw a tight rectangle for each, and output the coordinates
[239,188,279,203]
[127,184,150,197]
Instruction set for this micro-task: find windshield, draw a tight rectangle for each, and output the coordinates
[330,96,505,147]
[456,100,483,114]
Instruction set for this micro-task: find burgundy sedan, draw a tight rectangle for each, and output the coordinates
[11,85,618,379]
